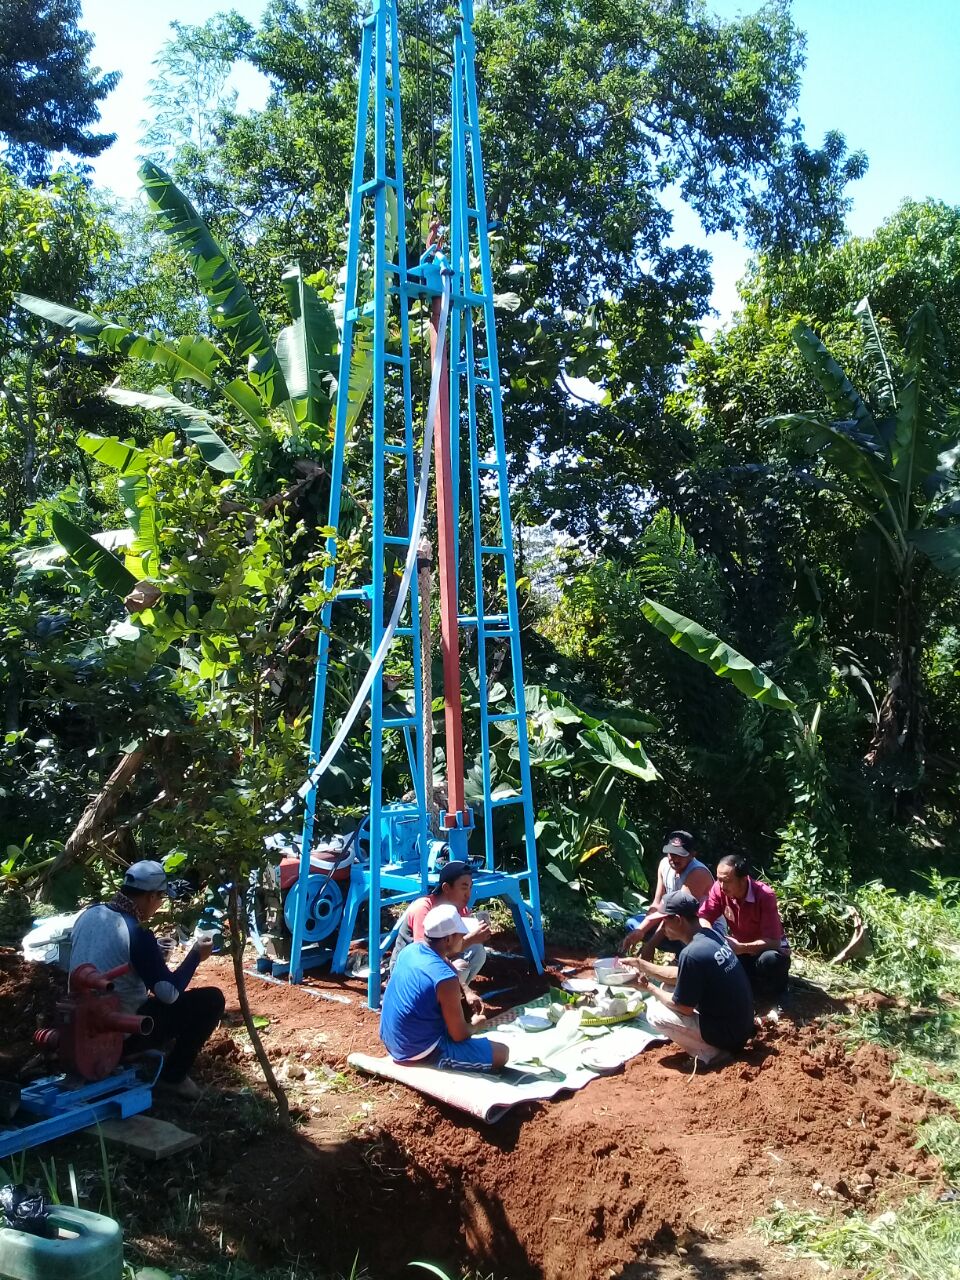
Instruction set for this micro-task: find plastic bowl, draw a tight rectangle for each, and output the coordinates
[594,958,633,986]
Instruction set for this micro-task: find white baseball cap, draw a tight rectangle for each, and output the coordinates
[423,903,469,939]
[122,860,169,893]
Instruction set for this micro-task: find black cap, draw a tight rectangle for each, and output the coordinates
[435,860,473,890]
[660,890,700,920]
[662,830,696,857]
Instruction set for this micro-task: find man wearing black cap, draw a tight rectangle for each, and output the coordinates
[389,861,490,1014]
[69,860,224,1100]
[622,831,714,960]
[624,889,754,1068]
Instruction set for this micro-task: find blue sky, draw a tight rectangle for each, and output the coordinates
[81,0,960,321]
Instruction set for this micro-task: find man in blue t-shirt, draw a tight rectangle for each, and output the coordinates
[380,904,508,1072]
[626,889,754,1068]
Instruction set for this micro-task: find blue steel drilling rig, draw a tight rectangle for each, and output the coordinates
[279,0,544,1008]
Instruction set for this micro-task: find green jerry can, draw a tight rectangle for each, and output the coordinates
[0,1206,123,1280]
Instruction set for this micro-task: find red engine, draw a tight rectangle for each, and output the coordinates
[35,963,154,1082]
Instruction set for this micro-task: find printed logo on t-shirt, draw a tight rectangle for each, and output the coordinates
[713,943,735,970]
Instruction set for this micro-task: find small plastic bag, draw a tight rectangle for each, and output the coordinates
[0,1184,55,1238]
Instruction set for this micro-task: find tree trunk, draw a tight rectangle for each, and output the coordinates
[39,744,151,886]
[227,885,290,1125]
[865,560,926,789]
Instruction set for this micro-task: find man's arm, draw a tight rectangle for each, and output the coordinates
[463,915,492,945]
[621,867,667,952]
[623,957,677,986]
[129,930,208,1004]
[637,974,695,1017]
[726,935,780,955]
[685,866,715,902]
[697,882,723,927]
[436,976,474,1042]
[407,897,431,944]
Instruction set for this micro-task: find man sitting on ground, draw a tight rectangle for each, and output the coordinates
[390,860,490,1014]
[70,860,224,1100]
[380,904,508,1072]
[698,853,791,1003]
[622,830,714,959]
[625,890,754,1069]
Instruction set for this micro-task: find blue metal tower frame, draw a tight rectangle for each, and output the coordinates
[288,0,544,1008]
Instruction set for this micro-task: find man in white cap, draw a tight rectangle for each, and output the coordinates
[379,903,508,1071]
[69,860,224,1099]
[389,860,491,1014]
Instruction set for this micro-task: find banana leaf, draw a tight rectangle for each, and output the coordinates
[17,292,265,431]
[908,525,960,576]
[51,512,138,597]
[336,188,398,439]
[139,161,289,411]
[853,297,897,417]
[640,597,796,711]
[768,411,893,501]
[77,433,149,474]
[277,262,339,433]
[103,387,242,473]
[117,475,158,570]
[16,293,224,386]
[792,321,877,436]
[892,304,945,492]
[13,528,134,576]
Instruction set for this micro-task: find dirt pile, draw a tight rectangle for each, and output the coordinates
[0,946,65,1075]
[171,959,949,1280]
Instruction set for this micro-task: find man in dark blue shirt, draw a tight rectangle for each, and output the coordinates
[627,889,754,1069]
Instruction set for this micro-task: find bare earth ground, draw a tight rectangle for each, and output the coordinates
[0,943,951,1279]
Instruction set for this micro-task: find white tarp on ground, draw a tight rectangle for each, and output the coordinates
[348,1006,665,1123]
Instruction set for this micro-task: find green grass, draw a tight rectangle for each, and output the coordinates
[918,1114,960,1184]
[757,1197,960,1280]
[754,882,960,1279]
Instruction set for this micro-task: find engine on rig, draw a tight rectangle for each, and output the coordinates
[248,834,357,962]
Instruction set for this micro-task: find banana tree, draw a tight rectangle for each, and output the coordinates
[770,300,960,782]
[13,162,383,605]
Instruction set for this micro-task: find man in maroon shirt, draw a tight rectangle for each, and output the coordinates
[698,854,790,1002]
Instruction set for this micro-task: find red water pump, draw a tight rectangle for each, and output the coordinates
[34,963,153,1082]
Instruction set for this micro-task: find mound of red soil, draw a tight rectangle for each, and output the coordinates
[171,956,949,1280]
[0,946,65,1075]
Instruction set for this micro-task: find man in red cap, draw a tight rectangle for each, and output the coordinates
[622,831,714,960]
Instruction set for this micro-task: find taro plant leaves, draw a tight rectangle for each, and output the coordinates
[640,597,797,711]
[489,683,656,887]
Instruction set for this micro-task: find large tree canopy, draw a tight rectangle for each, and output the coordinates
[0,0,119,178]
[140,0,866,548]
